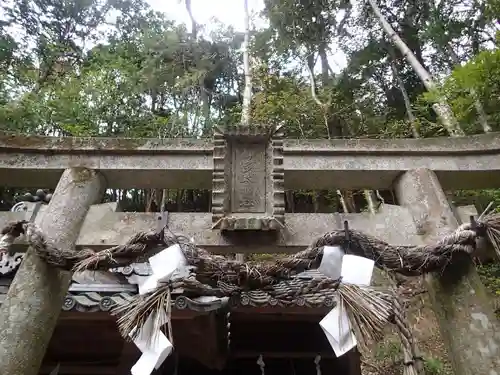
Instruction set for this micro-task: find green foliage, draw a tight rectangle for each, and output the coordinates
[423,48,500,133]
[424,357,445,374]
[251,65,325,137]
[452,189,500,214]
[263,0,348,52]
[0,0,496,140]
[0,0,497,140]
[375,340,401,362]
[0,0,246,137]
[477,263,500,298]
[375,341,448,374]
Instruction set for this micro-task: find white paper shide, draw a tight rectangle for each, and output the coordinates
[318,246,375,357]
[131,244,188,375]
[130,314,173,375]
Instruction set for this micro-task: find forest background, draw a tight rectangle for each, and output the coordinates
[0,1,499,372]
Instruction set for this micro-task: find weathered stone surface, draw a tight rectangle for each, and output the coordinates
[0,204,423,255]
[454,205,478,223]
[212,130,229,222]
[395,168,500,375]
[0,134,212,189]
[69,202,123,285]
[3,132,500,189]
[211,125,285,231]
[231,142,267,213]
[0,202,120,256]
[285,132,500,190]
[0,168,105,375]
[92,206,417,250]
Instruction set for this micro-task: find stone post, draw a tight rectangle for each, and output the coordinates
[395,168,500,375]
[0,168,105,375]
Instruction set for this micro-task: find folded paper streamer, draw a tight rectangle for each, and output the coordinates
[138,243,188,295]
[130,314,173,375]
[131,244,188,375]
[318,246,375,356]
[317,245,344,280]
[320,297,355,356]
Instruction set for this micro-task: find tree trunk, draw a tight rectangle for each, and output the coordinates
[341,190,357,213]
[185,0,197,38]
[337,190,349,213]
[200,84,211,135]
[306,53,331,138]
[318,44,330,86]
[240,0,252,127]
[368,0,464,137]
[0,168,105,375]
[319,44,344,138]
[364,190,377,214]
[184,0,211,135]
[388,50,420,138]
[307,51,357,212]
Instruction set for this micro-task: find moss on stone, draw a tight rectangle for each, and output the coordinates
[0,133,212,152]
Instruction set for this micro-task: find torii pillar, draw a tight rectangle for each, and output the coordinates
[395,168,500,375]
[0,168,105,375]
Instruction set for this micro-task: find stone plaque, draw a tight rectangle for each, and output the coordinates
[231,142,267,213]
[211,124,284,231]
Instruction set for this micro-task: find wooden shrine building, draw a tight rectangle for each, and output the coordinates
[0,236,360,374]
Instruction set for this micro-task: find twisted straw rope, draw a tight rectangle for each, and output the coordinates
[384,272,423,375]
[0,220,168,269]
[0,219,484,291]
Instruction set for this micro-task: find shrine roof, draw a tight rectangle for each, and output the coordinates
[0,267,335,313]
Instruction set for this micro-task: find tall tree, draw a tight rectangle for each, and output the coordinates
[425,0,492,132]
[241,0,252,127]
[367,0,465,137]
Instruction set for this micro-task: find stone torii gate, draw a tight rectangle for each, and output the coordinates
[0,126,500,375]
